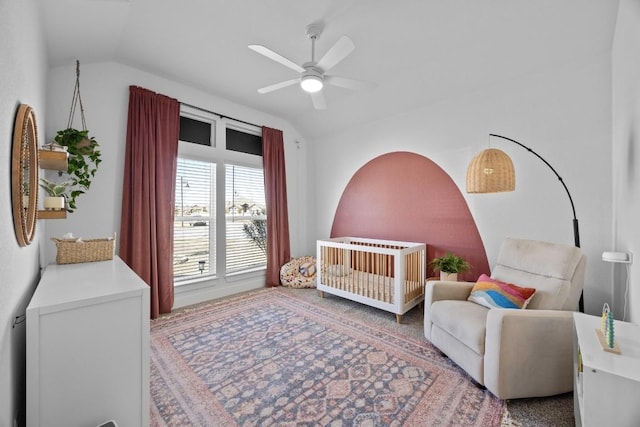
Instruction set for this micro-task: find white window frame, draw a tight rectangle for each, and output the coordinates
[175,105,264,290]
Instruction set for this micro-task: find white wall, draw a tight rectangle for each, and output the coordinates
[44,61,312,306]
[0,4,625,425]
[0,0,47,425]
[312,53,612,316]
[612,0,640,323]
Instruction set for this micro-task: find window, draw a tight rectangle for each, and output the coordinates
[179,116,211,146]
[226,128,262,155]
[174,158,215,279]
[225,164,266,273]
[173,112,265,284]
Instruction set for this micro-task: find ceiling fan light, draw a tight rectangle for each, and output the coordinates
[300,75,323,93]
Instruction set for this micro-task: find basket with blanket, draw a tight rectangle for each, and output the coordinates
[52,233,116,264]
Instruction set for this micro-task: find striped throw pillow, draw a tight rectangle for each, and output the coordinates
[468,274,536,309]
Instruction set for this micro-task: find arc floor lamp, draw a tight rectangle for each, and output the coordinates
[466,133,583,312]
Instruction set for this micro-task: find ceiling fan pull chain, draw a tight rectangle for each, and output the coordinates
[66,60,88,131]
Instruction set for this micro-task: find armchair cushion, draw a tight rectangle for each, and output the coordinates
[492,238,585,310]
[468,274,537,309]
[431,300,488,355]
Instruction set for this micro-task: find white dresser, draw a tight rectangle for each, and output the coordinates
[26,257,150,427]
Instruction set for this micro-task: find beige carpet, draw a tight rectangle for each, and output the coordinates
[278,287,575,427]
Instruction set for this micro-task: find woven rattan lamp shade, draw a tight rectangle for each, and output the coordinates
[466,148,515,193]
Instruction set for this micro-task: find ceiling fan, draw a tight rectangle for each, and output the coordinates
[249,24,374,110]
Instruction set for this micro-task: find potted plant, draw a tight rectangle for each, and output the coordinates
[429,252,471,281]
[53,128,101,210]
[39,177,72,211]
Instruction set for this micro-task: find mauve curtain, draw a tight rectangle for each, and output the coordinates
[262,126,291,287]
[120,86,180,318]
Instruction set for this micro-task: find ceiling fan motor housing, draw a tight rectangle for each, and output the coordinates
[300,64,324,92]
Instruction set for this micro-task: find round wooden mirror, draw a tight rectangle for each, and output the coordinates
[12,104,39,246]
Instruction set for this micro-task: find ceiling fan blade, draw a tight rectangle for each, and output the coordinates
[311,91,327,110]
[325,75,376,91]
[257,79,299,94]
[248,45,305,73]
[316,36,355,71]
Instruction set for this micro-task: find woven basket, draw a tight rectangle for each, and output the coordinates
[52,233,116,264]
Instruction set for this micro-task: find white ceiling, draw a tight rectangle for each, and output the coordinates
[37,0,618,140]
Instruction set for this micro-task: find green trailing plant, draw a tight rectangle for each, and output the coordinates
[242,218,267,255]
[39,177,73,197]
[428,252,471,274]
[54,128,101,210]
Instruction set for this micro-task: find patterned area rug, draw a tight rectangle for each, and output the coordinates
[150,288,505,426]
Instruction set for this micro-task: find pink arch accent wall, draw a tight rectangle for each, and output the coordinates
[330,151,489,281]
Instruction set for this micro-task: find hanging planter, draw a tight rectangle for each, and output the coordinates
[53,60,102,211]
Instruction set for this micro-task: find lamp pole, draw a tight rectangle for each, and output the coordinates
[490,134,583,311]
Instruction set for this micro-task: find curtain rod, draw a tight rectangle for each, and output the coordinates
[180,101,261,129]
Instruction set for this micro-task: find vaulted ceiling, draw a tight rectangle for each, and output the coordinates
[38,0,618,140]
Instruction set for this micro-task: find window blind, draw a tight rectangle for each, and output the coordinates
[225,164,266,273]
[174,158,216,279]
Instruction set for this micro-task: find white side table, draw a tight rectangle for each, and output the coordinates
[573,312,640,426]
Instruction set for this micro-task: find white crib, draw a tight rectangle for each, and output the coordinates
[316,237,426,323]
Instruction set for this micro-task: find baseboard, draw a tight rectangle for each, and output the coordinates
[173,275,265,309]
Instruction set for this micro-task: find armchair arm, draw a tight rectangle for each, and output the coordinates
[424,281,475,341]
[484,309,575,399]
[425,280,475,304]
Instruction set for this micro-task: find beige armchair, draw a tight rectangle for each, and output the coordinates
[424,238,586,400]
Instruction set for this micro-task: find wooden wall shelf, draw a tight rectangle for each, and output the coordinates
[38,210,66,220]
[38,150,68,170]
[38,150,69,220]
